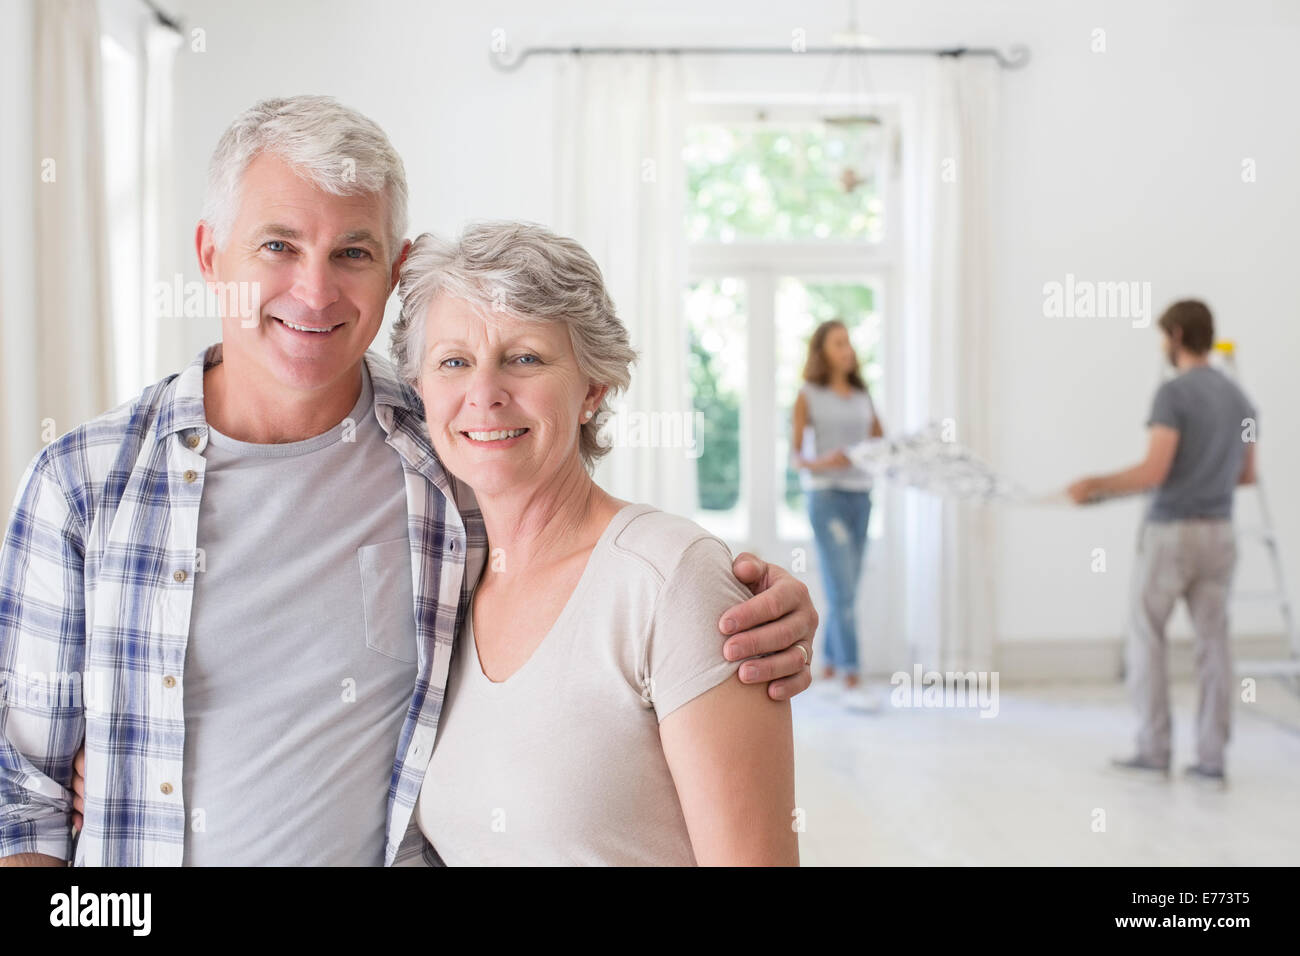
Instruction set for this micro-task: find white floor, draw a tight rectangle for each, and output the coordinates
[792,677,1300,866]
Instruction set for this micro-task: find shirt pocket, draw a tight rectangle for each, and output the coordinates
[357,537,419,664]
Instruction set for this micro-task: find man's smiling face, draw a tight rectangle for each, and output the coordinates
[198,151,399,396]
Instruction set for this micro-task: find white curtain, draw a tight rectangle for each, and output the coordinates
[140,16,184,384]
[552,53,698,516]
[899,56,1000,672]
[34,0,114,436]
[0,0,37,512]
[100,0,183,400]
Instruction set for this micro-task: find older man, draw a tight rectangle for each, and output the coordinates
[0,96,817,866]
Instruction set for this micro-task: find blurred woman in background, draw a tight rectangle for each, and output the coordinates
[793,320,884,711]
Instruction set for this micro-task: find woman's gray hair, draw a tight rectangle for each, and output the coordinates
[394,220,638,470]
[201,95,408,258]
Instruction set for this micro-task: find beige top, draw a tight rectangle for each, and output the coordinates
[415,503,751,866]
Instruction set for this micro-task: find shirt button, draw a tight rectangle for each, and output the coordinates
[173,570,188,583]
[183,469,197,483]
[160,782,173,795]
[163,675,177,688]
[186,435,200,449]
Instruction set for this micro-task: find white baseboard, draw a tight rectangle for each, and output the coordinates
[993,634,1294,682]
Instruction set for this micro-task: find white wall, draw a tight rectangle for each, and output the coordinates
[164,0,1300,647]
[986,1,1300,643]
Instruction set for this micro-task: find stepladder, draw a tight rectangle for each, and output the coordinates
[1205,341,1300,690]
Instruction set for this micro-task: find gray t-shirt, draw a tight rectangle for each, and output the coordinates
[1146,366,1257,522]
[181,365,418,865]
[799,383,876,492]
[414,503,751,865]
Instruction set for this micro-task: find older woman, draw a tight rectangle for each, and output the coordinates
[392,221,797,866]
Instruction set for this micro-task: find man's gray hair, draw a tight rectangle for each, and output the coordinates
[394,220,638,470]
[200,95,408,258]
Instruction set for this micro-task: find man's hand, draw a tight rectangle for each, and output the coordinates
[1069,426,1179,504]
[72,746,86,831]
[720,553,817,701]
[1067,477,1101,504]
[1238,441,1257,485]
[0,853,66,867]
[0,748,83,867]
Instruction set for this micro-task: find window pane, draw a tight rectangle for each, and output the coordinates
[685,278,747,540]
[684,122,885,243]
[775,278,884,542]
[100,35,143,405]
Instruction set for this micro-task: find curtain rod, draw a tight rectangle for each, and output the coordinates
[491,43,1030,72]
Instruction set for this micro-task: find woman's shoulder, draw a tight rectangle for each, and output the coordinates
[608,505,731,579]
[797,383,828,413]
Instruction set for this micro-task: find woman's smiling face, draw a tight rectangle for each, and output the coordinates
[823,323,858,375]
[417,294,605,497]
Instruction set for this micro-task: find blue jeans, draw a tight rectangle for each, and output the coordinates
[807,488,871,675]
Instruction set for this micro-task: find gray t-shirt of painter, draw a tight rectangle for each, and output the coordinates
[1146,366,1257,522]
[182,365,418,865]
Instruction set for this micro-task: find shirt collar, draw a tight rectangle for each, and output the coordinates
[153,343,428,445]
[366,348,420,415]
[154,344,219,440]
[153,342,479,534]
[364,350,480,515]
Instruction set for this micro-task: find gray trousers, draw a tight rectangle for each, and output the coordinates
[1128,519,1237,771]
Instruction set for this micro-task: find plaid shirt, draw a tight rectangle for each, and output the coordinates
[0,344,485,866]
